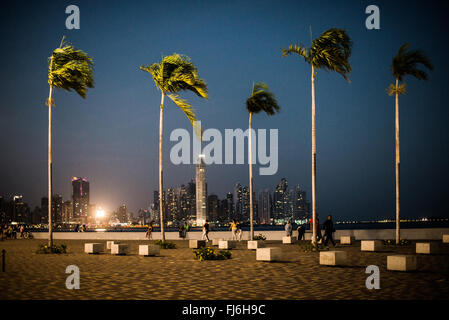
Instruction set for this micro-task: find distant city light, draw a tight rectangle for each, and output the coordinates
[96,209,105,218]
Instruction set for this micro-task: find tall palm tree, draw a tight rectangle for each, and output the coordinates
[282,28,352,245]
[387,43,433,244]
[245,82,280,240]
[140,53,208,241]
[47,37,94,247]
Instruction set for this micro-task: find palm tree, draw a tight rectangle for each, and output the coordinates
[245,82,281,240]
[387,43,433,244]
[282,28,352,245]
[140,53,208,241]
[46,37,94,247]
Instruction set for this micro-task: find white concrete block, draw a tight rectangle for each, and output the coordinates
[282,236,297,244]
[111,243,129,255]
[189,240,206,249]
[320,251,347,266]
[443,234,449,243]
[106,241,120,250]
[387,255,417,271]
[416,242,438,254]
[139,245,160,256]
[219,240,237,249]
[256,247,281,261]
[361,240,383,251]
[84,243,104,254]
[340,236,355,245]
[212,238,224,246]
[247,240,265,250]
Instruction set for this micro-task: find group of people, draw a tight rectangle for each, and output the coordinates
[0,224,27,240]
[284,214,336,247]
[73,224,87,232]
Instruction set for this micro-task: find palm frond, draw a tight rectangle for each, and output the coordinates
[168,94,203,140]
[310,28,352,81]
[141,53,208,99]
[281,44,309,62]
[386,83,406,96]
[48,43,94,98]
[392,43,433,82]
[246,82,281,115]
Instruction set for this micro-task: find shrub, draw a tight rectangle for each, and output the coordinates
[253,234,266,241]
[36,243,67,254]
[383,239,410,246]
[193,247,232,261]
[155,240,176,249]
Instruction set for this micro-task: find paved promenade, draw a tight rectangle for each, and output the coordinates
[0,239,448,300]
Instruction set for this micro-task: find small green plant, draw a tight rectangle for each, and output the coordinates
[36,243,67,254]
[253,234,266,241]
[383,239,410,246]
[155,240,176,249]
[193,247,232,261]
[299,242,327,252]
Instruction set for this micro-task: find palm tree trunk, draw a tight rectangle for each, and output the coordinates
[47,84,53,247]
[248,112,254,241]
[395,78,400,244]
[311,65,317,245]
[159,93,166,242]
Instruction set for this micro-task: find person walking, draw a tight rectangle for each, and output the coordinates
[297,224,305,240]
[323,215,336,247]
[285,220,293,237]
[146,221,153,240]
[178,224,184,239]
[310,217,322,243]
[230,220,238,240]
[19,225,24,238]
[237,227,243,241]
[202,220,210,242]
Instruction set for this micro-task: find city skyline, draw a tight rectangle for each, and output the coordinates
[1,0,448,221]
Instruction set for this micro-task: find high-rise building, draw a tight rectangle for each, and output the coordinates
[166,187,179,225]
[273,178,288,223]
[207,194,219,223]
[118,204,127,223]
[72,177,89,224]
[196,155,207,226]
[258,189,272,224]
[62,201,73,223]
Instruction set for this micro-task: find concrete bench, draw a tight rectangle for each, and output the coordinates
[247,240,265,250]
[361,240,383,252]
[416,242,438,254]
[84,243,104,254]
[256,247,281,261]
[189,240,206,249]
[387,255,417,271]
[139,244,160,256]
[443,234,449,243]
[340,236,355,245]
[106,241,120,250]
[219,240,237,250]
[111,243,129,255]
[212,238,224,246]
[320,251,347,266]
[282,236,297,244]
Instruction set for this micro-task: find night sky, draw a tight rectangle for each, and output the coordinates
[0,0,448,220]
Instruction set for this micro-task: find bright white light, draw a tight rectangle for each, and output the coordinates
[96,209,105,218]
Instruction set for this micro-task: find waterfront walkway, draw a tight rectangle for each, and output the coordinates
[0,239,448,299]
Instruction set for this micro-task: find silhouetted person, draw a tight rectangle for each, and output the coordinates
[297,224,305,240]
[323,215,336,247]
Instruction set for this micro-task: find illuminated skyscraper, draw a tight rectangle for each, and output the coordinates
[196,155,207,226]
[72,177,89,224]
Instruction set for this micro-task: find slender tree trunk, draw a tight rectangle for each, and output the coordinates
[311,65,317,245]
[47,84,53,247]
[159,93,166,242]
[47,52,54,248]
[395,78,400,244]
[249,112,254,241]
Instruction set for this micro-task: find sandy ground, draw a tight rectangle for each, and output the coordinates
[0,239,448,300]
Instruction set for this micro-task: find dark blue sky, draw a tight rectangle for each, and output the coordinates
[0,0,448,220]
